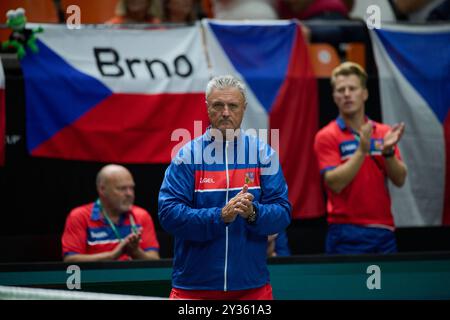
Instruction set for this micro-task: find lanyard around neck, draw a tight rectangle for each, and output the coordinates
[96,199,138,241]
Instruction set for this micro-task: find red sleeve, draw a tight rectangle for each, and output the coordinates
[135,208,160,251]
[314,128,341,173]
[61,207,88,257]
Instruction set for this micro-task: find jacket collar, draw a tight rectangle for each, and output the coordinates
[336,115,376,133]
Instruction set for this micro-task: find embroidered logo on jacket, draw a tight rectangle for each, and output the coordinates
[90,230,108,239]
[199,177,215,184]
[245,172,255,184]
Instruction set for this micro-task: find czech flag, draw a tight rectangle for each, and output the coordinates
[21,21,325,219]
[370,24,450,226]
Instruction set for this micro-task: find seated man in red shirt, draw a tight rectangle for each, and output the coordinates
[314,62,407,254]
[62,164,160,262]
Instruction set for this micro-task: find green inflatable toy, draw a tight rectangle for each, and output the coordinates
[2,8,43,59]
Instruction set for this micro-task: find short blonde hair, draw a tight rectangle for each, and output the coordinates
[115,0,162,19]
[331,62,367,89]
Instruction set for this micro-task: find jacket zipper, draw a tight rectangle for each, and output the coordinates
[224,140,229,292]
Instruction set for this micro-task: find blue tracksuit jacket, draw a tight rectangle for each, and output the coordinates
[158,128,291,291]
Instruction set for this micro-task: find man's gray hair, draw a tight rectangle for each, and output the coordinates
[205,75,247,105]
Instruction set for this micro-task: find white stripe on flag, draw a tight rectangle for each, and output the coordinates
[370,28,444,226]
[201,20,269,133]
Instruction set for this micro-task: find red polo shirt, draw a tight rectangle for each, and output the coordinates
[62,202,159,260]
[314,117,402,228]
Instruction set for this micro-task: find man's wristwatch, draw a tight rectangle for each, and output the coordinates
[382,147,395,158]
[247,206,257,224]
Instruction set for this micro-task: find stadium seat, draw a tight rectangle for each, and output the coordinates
[308,43,340,78]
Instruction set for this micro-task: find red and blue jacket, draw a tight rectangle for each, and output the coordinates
[158,128,291,291]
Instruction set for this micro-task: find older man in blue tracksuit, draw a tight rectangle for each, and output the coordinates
[158,75,291,300]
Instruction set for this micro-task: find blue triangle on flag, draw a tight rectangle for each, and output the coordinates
[21,39,112,151]
[376,28,450,123]
[209,22,296,113]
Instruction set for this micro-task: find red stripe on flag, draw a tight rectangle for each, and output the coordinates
[0,88,4,166]
[270,25,325,219]
[195,168,261,191]
[31,92,209,163]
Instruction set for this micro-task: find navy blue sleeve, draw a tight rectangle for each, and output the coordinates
[158,146,226,241]
[275,230,291,256]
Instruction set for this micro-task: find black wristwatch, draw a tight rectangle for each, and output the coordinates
[382,148,395,158]
[247,206,257,224]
